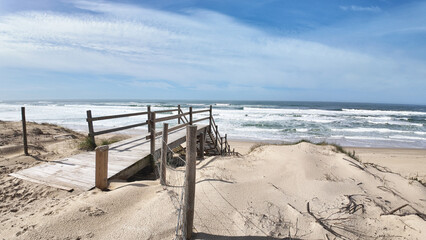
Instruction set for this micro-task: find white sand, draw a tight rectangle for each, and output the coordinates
[1,122,425,239]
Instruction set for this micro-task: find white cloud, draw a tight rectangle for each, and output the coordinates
[340,5,381,12]
[0,0,424,96]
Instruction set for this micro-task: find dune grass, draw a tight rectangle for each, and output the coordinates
[79,136,96,151]
[248,139,360,161]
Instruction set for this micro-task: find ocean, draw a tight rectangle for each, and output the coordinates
[0,100,425,149]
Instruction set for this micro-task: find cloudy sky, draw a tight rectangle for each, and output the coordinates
[0,0,425,104]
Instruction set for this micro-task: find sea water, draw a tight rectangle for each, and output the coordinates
[0,100,425,148]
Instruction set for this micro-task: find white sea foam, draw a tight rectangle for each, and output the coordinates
[389,135,426,141]
[342,108,426,116]
[1,101,425,148]
[331,128,409,134]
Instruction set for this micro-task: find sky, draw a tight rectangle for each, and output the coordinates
[0,0,425,104]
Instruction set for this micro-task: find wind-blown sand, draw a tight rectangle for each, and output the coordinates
[1,122,425,239]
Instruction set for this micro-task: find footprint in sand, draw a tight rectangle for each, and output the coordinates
[79,206,106,217]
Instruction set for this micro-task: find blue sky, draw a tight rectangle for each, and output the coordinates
[0,0,425,104]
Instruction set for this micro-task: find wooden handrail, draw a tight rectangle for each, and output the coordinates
[169,122,190,132]
[86,104,234,156]
[192,109,210,114]
[94,122,148,136]
[145,122,189,140]
[89,111,148,121]
[154,112,190,123]
[211,115,217,126]
[154,108,179,114]
[192,116,210,124]
[179,108,189,123]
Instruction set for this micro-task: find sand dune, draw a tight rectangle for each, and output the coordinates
[1,122,425,239]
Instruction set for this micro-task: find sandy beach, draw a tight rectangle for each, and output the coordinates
[0,121,425,239]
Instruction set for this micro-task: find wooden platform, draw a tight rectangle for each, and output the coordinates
[11,125,209,191]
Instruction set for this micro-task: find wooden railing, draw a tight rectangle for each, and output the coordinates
[210,115,234,156]
[86,104,237,156]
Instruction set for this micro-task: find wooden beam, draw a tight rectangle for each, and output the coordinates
[215,125,219,148]
[220,137,224,155]
[21,107,29,156]
[147,105,151,132]
[192,116,210,124]
[183,125,197,240]
[189,107,193,125]
[154,112,190,123]
[198,132,205,159]
[150,112,156,159]
[209,105,212,133]
[178,105,181,124]
[180,107,190,123]
[160,123,168,185]
[93,122,148,136]
[95,145,109,190]
[86,110,96,146]
[145,122,189,140]
[191,109,210,114]
[90,111,148,121]
[153,108,179,114]
[225,134,228,154]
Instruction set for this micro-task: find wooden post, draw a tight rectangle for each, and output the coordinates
[150,112,156,159]
[160,123,168,185]
[225,134,228,154]
[178,105,181,124]
[21,107,29,156]
[209,105,212,133]
[95,145,109,190]
[183,125,197,240]
[189,107,193,125]
[147,105,151,132]
[198,132,205,159]
[215,125,218,148]
[220,137,224,155]
[86,110,96,146]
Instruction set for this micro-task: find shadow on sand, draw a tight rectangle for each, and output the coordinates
[194,233,302,240]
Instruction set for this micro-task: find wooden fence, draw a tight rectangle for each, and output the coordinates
[86,105,235,157]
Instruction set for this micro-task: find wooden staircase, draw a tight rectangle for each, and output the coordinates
[205,129,220,155]
[175,106,237,157]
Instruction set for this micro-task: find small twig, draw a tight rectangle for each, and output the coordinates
[287,203,304,215]
[384,204,409,215]
[381,204,426,221]
[306,202,349,240]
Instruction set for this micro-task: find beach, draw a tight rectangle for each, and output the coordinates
[1,121,425,239]
[1,0,426,238]
[1,100,425,149]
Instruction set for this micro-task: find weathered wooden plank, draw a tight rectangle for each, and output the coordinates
[14,168,93,189]
[191,109,210,114]
[19,164,97,184]
[10,124,209,191]
[93,122,148,136]
[192,116,210,124]
[153,108,179,114]
[90,111,148,121]
[10,173,74,192]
